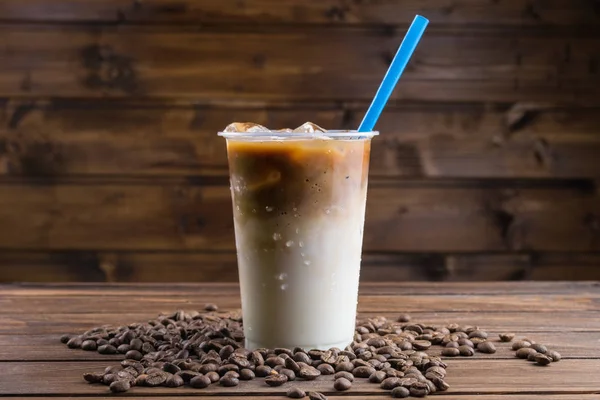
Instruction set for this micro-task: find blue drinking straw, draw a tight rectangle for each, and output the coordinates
[358,15,429,132]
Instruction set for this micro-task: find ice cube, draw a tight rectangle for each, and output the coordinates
[274,128,293,133]
[223,122,270,133]
[292,122,326,133]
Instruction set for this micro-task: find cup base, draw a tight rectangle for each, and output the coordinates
[245,338,353,351]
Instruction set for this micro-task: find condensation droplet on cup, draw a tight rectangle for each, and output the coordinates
[276,272,287,281]
[293,207,297,212]
[285,240,294,247]
[299,241,304,248]
[280,283,289,291]
[324,208,331,215]
[304,260,311,266]
[273,232,282,241]
[295,228,300,234]
[266,206,274,212]
[252,209,257,213]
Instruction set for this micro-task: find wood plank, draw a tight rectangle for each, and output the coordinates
[0,359,598,395]
[4,292,600,313]
[3,101,600,178]
[2,311,600,334]
[4,281,597,296]
[0,182,598,252]
[1,0,598,27]
[0,397,597,400]
[0,26,598,102]
[0,330,594,361]
[0,252,547,283]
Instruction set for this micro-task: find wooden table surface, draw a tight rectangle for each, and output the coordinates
[1,281,600,399]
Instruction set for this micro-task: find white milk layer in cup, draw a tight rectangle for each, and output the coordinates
[219,122,377,350]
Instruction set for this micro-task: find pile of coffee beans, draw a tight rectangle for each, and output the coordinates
[60,305,560,398]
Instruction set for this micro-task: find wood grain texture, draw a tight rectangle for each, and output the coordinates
[0,182,598,252]
[2,252,600,283]
[1,0,598,27]
[4,292,600,313]
[5,281,597,295]
[2,397,598,400]
[4,311,600,334]
[2,101,600,178]
[0,26,598,102]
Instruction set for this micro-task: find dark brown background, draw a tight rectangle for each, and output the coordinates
[0,0,599,283]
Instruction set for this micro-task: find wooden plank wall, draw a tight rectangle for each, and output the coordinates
[0,0,599,282]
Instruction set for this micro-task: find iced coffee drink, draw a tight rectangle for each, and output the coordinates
[219,122,377,350]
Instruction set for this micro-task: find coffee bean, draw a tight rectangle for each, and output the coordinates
[239,368,255,380]
[220,375,240,387]
[224,370,240,379]
[381,377,401,390]
[255,365,272,377]
[109,380,130,393]
[458,345,474,356]
[512,340,531,350]
[67,336,83,349]
[146,371,167,386]
[286,386,306,398]
[298,365,321,380]
[352,365,375,378]
[446,341,459,348]
[468,330,488,339]
[125,350,143,361]
[177,370,200,383]
[412,340,431,350]
[457,338,474,348]
[165,374,184,387]
[410,381,430,397]
[334,371,354,382]
[134,374,148,386]
[266,356,285,368]
[547,350,561,362]
[334,377,352,391]
[206,371,220,383]
[522,337,537,345]
[535,354,552,366]
[204,303,218,312]
[98,344,117,355]
[516,348,537,359]
[162,362,180,374]
[527,351,540,362]
[477,341,497,354]
[60,334,71,344]
[285,357,301,373]
[391,386,410,398]
[83,372,104,383]
[308,392,327,400]
[117,344,131,354]
[188,374,210,388]
[293,352,311,364]
[369,370,387,383]
[81,340,97,351]
[126,337,141,351]
[280,368,296,381]
[218,364,240,375]
[265,372,288,386]
[499,333,515,342]
[219,345,234,360]
[199,363,218,374]
[317,363,335,375]
[398,314,411,323]
[531,343,547,354]
[441,347,460,357]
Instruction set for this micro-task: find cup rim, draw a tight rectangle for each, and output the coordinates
[218,130,379,139]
